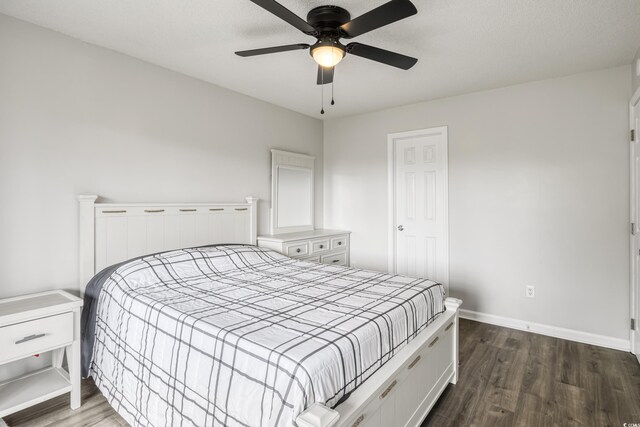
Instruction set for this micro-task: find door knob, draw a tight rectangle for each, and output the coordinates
[397,225,404,231]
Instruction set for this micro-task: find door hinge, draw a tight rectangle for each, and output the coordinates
[632,318,636,330]
[632,129,636,142]
[632,222,636,235]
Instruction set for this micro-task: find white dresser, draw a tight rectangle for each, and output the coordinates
[257,229,351,266]
[0,290,83,417]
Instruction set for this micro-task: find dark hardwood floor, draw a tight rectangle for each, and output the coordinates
[422,319,640,427]
[5,319,640,426]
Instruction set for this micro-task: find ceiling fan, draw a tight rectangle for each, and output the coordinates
[235,0,419,88]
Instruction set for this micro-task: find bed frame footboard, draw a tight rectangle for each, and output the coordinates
[296,297,462,427]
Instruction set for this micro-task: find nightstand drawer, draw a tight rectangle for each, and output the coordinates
[0,312,73,364]
[286,242,309,257]
[321,252,347,266]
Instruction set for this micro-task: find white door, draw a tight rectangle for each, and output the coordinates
[388,127,448,288]
[631,90,640,363]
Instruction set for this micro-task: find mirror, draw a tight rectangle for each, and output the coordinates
[276,167,312,228]
[270,149,315,235]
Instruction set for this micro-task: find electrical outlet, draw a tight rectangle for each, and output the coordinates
[526,285,535,298]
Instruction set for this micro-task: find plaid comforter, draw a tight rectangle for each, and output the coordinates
[88,245,445,427]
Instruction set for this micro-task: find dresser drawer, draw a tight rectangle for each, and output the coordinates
[331,236,348,249]
[286,242,309,257]
[321,252,347,266]
[0,312,74,364]
[310,239,330,254]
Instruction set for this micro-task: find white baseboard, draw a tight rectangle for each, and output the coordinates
[459,309,630,352]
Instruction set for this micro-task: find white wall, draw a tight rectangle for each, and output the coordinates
[324,66,631,341]
[0,14,323,299]
[634,47,640,94]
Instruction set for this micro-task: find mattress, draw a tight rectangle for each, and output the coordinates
[82,244,445,427]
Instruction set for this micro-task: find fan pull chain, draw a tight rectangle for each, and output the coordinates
[320,67,325,115]
[331,79,335,106]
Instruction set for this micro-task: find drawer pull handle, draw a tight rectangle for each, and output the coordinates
[210,208,224,211]
[319,245,324,249]
[15,333,46,345]
[235,208,248,211]
[144,209,164,213]
[408,355,421,369]
[180,209,197,212]
[332,259,340,263]
[102,210,126,214]
[380,380,397,399]
[296,248,301,253]
[429,337,440,348]
[445,322,454,332]
[338,241,343,245]
[351,415,365,427]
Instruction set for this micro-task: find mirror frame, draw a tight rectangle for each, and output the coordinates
[270,149,315,235]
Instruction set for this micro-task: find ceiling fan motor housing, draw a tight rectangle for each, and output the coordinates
[307,6,350,60]
[306,5,351,31]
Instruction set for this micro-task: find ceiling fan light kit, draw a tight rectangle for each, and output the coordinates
[236,0,419,114]
[311,42,345,68]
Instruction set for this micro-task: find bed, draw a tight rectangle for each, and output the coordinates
[77,195,461,427]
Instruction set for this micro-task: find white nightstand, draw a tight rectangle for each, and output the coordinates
[0,290,83,417]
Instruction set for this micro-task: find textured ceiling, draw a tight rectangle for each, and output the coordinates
[1,0,639,119]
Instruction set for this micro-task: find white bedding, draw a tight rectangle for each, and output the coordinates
[87,245,445,426]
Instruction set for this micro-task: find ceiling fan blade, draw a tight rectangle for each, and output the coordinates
[347,42,417,70]
[248,0,317,35]
[235,43,310,57]
[340,0,417,38]
[317,66,334,85]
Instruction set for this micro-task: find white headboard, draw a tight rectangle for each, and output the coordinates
[77,195,259,291]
